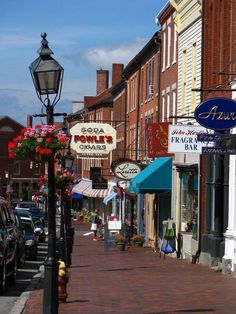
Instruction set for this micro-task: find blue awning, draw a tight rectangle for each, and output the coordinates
[129,157,172,194]
[72,192,83,199]
[103,191,117,205]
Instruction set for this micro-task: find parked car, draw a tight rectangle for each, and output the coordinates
[27,207,45,225]
[13,213,26,268]
[14,208,32,220]
[0,197,18,294]
[20,217,39,260]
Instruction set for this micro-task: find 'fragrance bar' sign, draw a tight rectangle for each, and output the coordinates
[168,125,213,153]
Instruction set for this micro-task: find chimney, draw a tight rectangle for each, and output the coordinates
[112,64,124,86]
[96,69,109,95]
[27,115,32,127]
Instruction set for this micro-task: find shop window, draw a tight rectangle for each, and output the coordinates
[180,170,198,238]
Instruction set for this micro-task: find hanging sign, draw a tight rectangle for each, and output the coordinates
[112,159,141,180]
[194,97,236,130]
[70,123,117,155]
[168,125,213,153]
[146,122,172,158]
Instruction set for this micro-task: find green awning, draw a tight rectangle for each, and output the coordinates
[129,157,172,194]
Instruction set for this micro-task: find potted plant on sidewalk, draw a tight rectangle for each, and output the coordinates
[115,234,126,251]
[131,234,145,247]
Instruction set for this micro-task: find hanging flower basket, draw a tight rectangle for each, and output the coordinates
[8,124,68,162]
[55,169,75,195]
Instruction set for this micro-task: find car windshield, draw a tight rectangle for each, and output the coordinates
[29,208,42,215]
[19,202,37,208]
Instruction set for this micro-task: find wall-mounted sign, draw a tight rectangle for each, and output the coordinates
[202,147,236,155]
[90,167,101,180]
[194,97,236,130]
[146,122,172,158]
[92,177,108,189]
[168,125,213,153]
[112,159,141,180]
[70,123,117,155]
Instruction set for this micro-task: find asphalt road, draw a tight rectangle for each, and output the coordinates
[0,242,47,314]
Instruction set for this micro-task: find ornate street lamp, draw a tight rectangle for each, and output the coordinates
[29,32,64,314]
[64,150,75,266]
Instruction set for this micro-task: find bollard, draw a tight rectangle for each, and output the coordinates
[58,260,68,303]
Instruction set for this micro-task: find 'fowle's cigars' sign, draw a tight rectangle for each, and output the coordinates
[70,123,117,155]
[194,97,236,130]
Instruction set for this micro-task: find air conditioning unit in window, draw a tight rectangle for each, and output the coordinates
[149,84,154,97]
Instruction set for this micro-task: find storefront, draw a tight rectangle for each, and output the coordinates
[129,157,173,249]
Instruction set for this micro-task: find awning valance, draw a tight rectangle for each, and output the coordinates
[129,157,172,194]
[72,179,114,198]
[72,192,83,199]
[103,191,117,205]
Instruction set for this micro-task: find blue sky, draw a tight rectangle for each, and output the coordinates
[0,0,167,126]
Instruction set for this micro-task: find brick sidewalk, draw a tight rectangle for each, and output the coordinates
[23,222,236,314]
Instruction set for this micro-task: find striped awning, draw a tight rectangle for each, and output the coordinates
[72,179,114,198]
[103,191,118,205]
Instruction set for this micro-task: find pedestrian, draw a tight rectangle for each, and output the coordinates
[91,209,99,241]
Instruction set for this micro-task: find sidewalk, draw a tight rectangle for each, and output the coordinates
[22,222,236,314]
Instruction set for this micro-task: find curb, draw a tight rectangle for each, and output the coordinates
[9,265,44,314]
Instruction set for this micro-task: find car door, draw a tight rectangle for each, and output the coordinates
[2,204,17,263]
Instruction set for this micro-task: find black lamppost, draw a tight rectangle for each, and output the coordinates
[64,150,74,266]
[29,32,64,314]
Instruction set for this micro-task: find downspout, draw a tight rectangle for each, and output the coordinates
[192,0,204,264]
[135,59,141,161]
[157,42,162,123]
[124,80,128,158]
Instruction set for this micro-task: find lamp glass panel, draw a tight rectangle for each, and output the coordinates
[37,71,60,95]
[65,156,74,169]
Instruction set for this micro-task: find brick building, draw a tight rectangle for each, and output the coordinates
[0,116,41,203]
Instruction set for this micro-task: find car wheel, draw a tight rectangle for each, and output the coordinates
[8,256,17,285]
[0,260,6,294]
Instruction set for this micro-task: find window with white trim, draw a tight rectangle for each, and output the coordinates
[167,24,171,68]
[162,31,166,71]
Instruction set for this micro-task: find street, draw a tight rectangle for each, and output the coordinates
[23,222,236,314]
[0,242,47,314]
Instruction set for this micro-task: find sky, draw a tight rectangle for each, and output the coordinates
[0,0,167,126]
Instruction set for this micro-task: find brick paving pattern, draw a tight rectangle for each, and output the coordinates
[23,222,236,314]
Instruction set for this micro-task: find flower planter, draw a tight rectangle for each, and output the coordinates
[116,242,126,251]
[133,242,143,247]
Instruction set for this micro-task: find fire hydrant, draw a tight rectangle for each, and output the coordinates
[58,260,69,303]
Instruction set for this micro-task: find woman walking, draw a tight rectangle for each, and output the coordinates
[91,209,99,241]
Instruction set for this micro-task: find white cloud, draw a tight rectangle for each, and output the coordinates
[63,38,148,69]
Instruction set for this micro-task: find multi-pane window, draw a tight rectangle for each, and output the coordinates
[173,23,177,64]
[181,50,187,113]
[162,95,165,122]
[191,43,197,112]
[13,160,20,175]
[162,30,166,71]
[167,24,171,68]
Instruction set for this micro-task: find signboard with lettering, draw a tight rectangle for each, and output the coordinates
[146,122,172,158]
[202,147,236,155]
[70,123,117,155]
[197,133,228,142]
[194,97,236,130]
[90,167,101,180]
[168,125,213,153]
[92,177,108,189]
[112,159,141,181]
